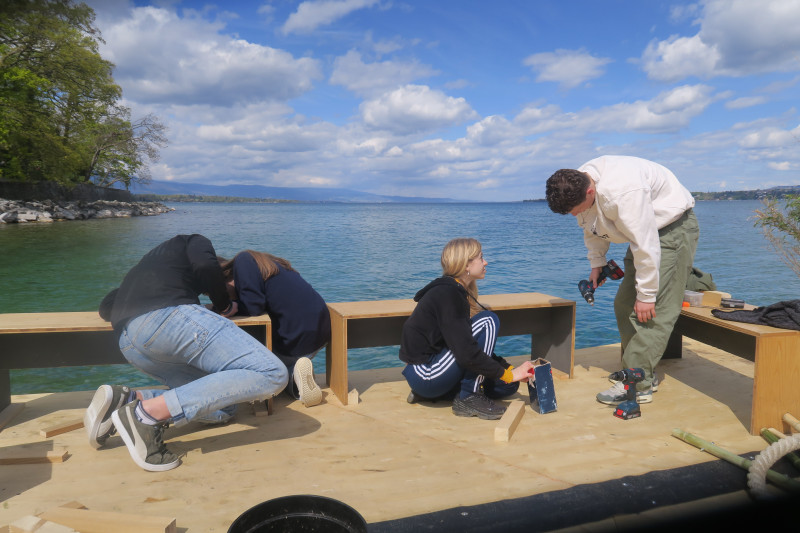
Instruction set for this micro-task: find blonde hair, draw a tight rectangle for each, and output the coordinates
[441,238,483,316]
[219,250,295,281]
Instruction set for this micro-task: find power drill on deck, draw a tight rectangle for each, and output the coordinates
[609,367,645,420]
[578,259,624,305]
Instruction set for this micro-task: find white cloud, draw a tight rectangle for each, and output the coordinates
[740,125,800,149]
[726,96,767,109]
[768,161,793,171]
[360,85,478,135]
[523,49,612,88]
[642,0,800,81]
[282,0,379,35]
[330,50,438,97]
[97,6,321,105]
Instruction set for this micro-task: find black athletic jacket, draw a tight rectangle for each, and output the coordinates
[99,234,231,332]
[398,276,505,380]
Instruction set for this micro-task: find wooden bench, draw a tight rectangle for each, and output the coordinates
[663,305,800,434]
[0,311,272,418]
[325,292,576,406]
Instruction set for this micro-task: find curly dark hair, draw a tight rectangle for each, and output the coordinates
[545,169,591,214]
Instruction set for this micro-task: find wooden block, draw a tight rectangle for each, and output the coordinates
[347,388,359,406]
[39,419,84,438]
[701,290,730,307]
[0,449,69,465]
[494,400,525,442]
[38,508,176,533]
[0,403,25,432]
[9,515,45,532]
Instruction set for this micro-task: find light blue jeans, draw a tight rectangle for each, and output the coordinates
[119,305,289,426]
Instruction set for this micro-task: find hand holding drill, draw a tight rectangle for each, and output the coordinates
[578,259,624,305]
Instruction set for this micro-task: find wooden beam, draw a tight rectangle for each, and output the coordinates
[494,400,525,442]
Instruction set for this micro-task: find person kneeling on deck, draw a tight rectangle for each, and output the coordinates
[84,234,289,472]
[545,155,698,406]
[217,250,330,408]
[399,238,534,420]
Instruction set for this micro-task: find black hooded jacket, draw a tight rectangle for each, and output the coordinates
[399,276,505,380]
[99,234,231,332]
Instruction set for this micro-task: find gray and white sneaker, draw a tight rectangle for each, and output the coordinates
[608,372,660,392]
[111,400,181,472]
[84,384,131,449]
[596,381,653,405]
[293,357,322,407]
[452,393,506,420]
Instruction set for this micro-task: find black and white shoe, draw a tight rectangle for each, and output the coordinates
[452,393,506,420]
[111,400,181,472]
[84,384,131,449]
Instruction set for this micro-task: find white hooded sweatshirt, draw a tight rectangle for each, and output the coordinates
[575,155,695,303]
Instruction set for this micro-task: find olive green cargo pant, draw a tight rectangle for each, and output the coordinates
[615,210,699,391]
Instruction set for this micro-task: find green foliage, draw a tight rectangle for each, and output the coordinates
[0,0,166,188]
[754,195,800,278]
[692,186,800,201]
[135,194,298,204]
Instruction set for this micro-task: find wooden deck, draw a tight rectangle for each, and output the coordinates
[1,339,797,532]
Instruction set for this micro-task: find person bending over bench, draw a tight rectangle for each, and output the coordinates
[399,238,534,420]
[84,234,288,472]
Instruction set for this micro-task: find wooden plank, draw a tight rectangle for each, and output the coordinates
[38,508,176,533]
[39,419,83,438]
[0,449,68,465]
[494,400,525,442]
[0,312,270,335]
[328,309,349,405]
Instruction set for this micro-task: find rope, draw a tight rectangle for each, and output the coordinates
[747,432,800,499]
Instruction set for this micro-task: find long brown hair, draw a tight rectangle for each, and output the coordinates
[218,250,295,281]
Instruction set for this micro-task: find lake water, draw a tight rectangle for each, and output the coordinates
[2,200,799,393]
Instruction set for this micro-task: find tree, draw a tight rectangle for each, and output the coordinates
[754,195,800,278]
[0,0,166,188]
[84,110,167,188]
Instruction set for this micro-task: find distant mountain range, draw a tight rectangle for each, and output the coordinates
[131,180,460,203]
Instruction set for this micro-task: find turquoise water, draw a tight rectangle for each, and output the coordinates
[2,200,798,393]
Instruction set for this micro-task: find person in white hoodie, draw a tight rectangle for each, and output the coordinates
[545,155,698,405]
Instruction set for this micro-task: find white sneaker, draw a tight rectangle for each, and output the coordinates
[293,357,322,407]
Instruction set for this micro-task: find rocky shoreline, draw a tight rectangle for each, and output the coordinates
[0,197,173,223]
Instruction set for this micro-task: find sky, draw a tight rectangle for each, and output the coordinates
[83,0,800,201]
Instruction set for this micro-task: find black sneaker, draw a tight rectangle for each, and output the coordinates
[111,400,181,472]
[84,384,131,449]
[452,393,506,420]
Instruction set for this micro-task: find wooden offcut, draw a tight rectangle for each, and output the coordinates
[39,419,83,438]
[0,449,68,465]
[494,400,525,442]
[37,508,176,533]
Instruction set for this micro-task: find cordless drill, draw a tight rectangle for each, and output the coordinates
[609,367,645,420]
[578,259,624,305]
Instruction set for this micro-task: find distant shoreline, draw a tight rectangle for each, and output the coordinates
[525,186,800,203]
